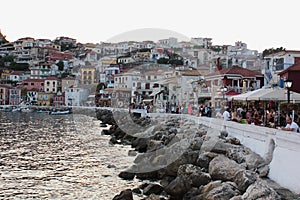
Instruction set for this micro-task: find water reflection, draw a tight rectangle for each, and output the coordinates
[0,112,138,199]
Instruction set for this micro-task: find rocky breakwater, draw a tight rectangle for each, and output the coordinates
[96,109,299,200]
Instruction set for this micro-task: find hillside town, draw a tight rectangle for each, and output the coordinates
[1,30,300,115]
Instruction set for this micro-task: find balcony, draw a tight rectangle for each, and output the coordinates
[197,87,212,97]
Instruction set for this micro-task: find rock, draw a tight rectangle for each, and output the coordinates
[183,187,201,200]
[113,189,133,200]
[164,175,192,199]
[177,164,211,187]
[230,196,243,200]
[190,137,203,150]
[209,155,244,182]
[220,130,228,138]
[128,150,137,157]
[256,164,270,177]
[132,187,142,194]
[192,181,240,200]
[143,183,164,195]
[233,170,257,193]
[131,138,150,153]
[244,150,265,170]
[118,171,135,180]
[164,150,199,176]
[225,137,241,145]
[100,123,107,127]
[142,194,166,200]
[196,152,218,169]
[160,176,175,188]
[107,164,116,168]
[242,180,281,200]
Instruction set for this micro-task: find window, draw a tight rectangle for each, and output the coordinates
[31,83,34,86]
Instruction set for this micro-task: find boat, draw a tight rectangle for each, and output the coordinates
[36,109,50,114]
[1,106,12,112]
[20,107,34,113]
[12,107,21,112]
[49,109,72,115]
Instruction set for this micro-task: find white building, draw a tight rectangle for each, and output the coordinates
[65,86,90,106]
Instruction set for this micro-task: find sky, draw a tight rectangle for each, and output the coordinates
[1,0,299,52]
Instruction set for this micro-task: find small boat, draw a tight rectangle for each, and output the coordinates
[20,107,34,113]
[49,109,72,115]
[36,109,50,114]
[12,107,21,112]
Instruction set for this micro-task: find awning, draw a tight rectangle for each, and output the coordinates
[229,88,300,101]
[143,99,153,102]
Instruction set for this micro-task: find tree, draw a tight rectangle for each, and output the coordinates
[56,60,64,71]
[96,83,106,92]
[262,47,285,58]
[157,57,169,64]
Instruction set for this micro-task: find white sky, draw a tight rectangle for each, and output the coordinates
[1,0,299,52]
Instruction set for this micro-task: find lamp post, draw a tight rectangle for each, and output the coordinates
[220,86,228,106]
[284,79,292,103]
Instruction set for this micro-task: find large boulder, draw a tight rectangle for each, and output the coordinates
[233,170,257,193]
[241,180,281,200]
[209,155,244,181]
[192,181,240,200]
[164,175,192,199]
[177,164,211,187]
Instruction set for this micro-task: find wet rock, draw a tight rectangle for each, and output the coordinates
[143,183,164,195]
[209,155,244,182]
[113,189,133,200]
[132,187,142,194]
[242,180,281,200]
[118,171,135,180]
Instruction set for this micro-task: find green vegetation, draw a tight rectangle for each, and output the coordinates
[262,47,285,58]
[0,55,29,71]
[96,82,106,92]
[56,60,64,71]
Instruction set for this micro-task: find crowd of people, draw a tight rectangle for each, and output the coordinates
[215,106,300,133]
[129,102,300,133]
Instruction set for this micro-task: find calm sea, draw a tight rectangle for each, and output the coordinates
[0,111,139,199]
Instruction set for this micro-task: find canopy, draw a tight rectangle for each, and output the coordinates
[229,88,300,101]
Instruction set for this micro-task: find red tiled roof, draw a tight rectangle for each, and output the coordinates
[22,79,44,82]
[45,76,59,80]
[0,84,13,89]
[205,65,262,78]
[10,71,22,75]
[278,62,300,75]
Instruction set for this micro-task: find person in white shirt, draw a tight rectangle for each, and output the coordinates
[281,116,299,132]
[223,108,231,121]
